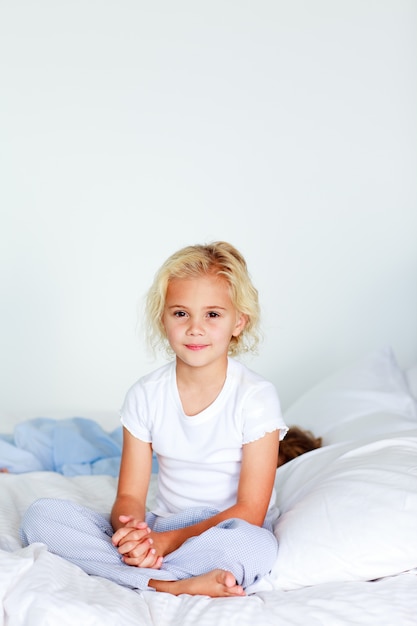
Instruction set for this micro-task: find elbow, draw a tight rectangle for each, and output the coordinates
[238,502,269,527]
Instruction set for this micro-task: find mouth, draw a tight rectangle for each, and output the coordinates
[185,344,207,351]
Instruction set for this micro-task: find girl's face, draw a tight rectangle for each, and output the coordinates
[162,274,247,369]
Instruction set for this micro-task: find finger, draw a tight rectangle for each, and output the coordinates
[119,516,149,531]
[122,548,155,566]
[117,533,154,554]
[117,541,152,556]
[112,524,150,546]
[112,527,132,546]
[117,528,151,548]
[123,550,163,569]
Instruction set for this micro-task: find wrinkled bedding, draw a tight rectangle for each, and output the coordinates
[1,471,416,626]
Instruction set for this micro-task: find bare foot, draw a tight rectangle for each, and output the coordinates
[148,569,245,597]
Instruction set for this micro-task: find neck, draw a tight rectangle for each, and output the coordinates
[175,356,228,388]
[175,356,229,416]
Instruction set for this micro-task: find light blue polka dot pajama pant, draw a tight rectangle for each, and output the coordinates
[20,498,278,591]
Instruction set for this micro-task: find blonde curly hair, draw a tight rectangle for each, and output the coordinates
[145,241,261,357]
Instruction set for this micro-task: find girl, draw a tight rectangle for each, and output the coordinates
[20,241,288,597]
[277,427,322,467]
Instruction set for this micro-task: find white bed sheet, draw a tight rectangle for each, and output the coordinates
[2,348,417,626]
[1,471,417,626]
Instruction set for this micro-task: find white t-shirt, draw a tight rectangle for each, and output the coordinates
[120,358,287,517]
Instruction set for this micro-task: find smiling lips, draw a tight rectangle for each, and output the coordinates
[185,344,207,351]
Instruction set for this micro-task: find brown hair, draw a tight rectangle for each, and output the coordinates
[278,426,322,467]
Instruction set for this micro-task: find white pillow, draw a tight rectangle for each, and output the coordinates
[406,363,417,400]
[284,347,417,444]
[271,432,417,589]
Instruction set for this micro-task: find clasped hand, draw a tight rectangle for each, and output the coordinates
[112,515,164,569]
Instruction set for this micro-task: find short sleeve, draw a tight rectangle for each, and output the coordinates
[242,382,288,444]
[120,381,152,443]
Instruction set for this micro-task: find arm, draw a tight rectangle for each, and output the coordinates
[124,429,280,562]
[111,426,151,528]
[111,427,162,568]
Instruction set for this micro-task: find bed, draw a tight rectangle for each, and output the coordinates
[1,346,417,625]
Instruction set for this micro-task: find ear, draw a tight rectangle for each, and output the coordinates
[232,313,248,337]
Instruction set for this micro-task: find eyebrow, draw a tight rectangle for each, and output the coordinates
[167,304,227,310]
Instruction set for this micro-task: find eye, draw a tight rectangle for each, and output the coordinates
[207,311,220,318]
[173,310,187,318]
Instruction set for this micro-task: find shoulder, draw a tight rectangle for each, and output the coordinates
[227,359,287,440]
[120,362,175,439]
[125,361,174,398]
[227,358,278,396]
[121,362,174,416]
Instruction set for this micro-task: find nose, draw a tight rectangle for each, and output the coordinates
[186,317,204,336]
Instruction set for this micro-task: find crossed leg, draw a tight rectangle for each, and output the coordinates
[20,498,278,596]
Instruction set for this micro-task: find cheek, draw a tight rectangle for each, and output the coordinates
[161,316,173,339]
[163,319,181,340]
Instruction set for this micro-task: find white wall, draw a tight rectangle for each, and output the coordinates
[1,0,416,428]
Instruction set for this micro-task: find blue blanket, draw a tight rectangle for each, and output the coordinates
[0,417,127,476]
